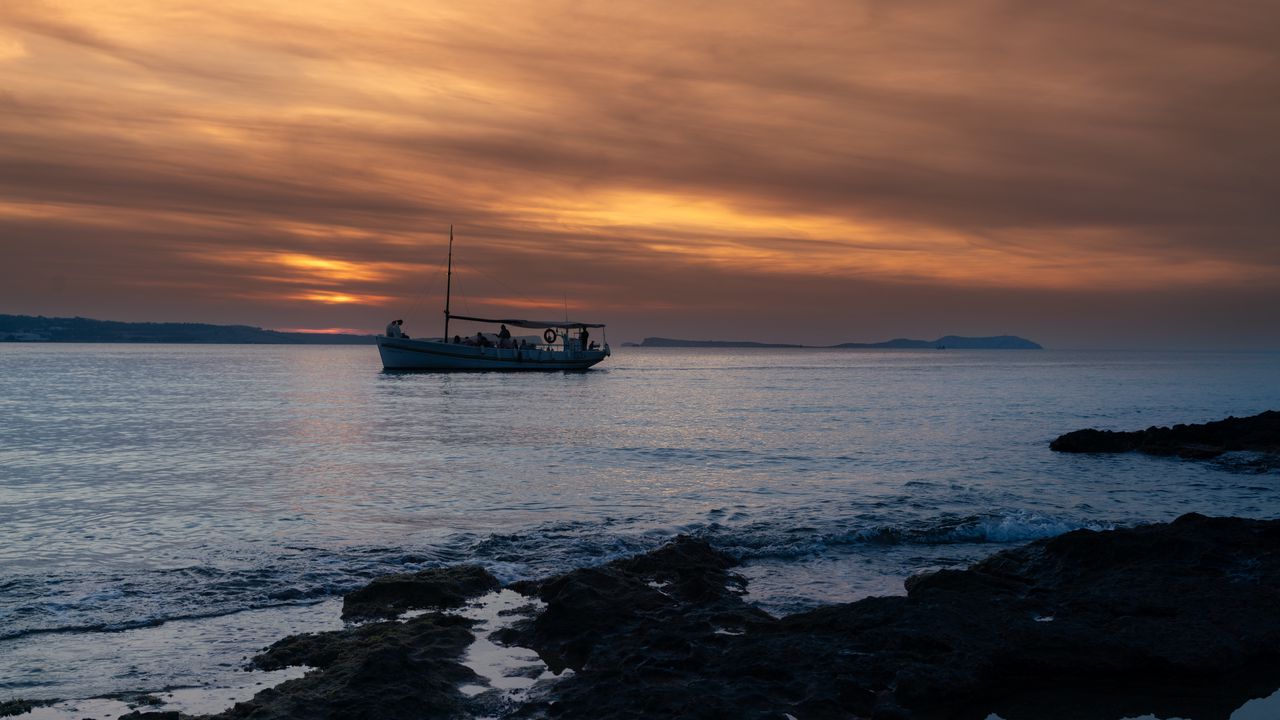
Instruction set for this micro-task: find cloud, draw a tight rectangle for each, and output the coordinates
[1,0,1277,346]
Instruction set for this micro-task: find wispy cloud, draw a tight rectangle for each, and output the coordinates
[1,0,1277,346]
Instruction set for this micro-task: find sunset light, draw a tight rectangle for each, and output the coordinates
[2,0,1277,346]
[4,3,1280,718]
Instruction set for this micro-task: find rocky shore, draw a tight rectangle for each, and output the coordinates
[72,513,1280,720]
[498,515,1280,720]
[1050,410,1280,460]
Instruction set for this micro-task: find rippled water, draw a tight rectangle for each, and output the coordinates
[2,344,1279,702]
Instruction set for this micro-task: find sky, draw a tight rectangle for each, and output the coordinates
[1,0,1277,348]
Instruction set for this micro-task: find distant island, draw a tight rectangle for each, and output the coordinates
[1,316,1040,349]
[635,335,1042,349]
[0,315,374,344]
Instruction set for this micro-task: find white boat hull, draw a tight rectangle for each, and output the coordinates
[376,336,609,371]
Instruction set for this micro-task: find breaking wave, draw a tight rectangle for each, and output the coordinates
[0,510,1115,643]
[704,510,1114,560]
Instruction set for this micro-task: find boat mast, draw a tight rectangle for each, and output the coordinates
[442,225,453,341]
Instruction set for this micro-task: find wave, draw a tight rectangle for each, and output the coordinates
[0,511,1113,643]
[705,510,1115,560]
[0,547,439,643]
[0,601,333,643]
[849,510,1113,545]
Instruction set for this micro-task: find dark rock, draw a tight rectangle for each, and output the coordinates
[206,612,479,720]
[0,700,34,718]
[342,564,500,620]
[495,536,772,675]
[108,566,502,720]
[1050,410,1280,458]
[503,517,1280,720]
[97,520,1280,720]
[1047,427,1143,453]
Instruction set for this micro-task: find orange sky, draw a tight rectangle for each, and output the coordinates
[1,0,1277,347]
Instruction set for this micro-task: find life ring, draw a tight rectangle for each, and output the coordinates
[543,328,557,344]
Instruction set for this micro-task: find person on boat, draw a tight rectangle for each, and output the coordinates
[453,335,461,344]
[497,324,512,347]
[475,332,491,348]
[385,319,405,338]
[579,326,590,349]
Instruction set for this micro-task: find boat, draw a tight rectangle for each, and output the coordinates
[376,228,611,371]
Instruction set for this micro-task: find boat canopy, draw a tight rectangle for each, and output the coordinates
[447,314,606,329]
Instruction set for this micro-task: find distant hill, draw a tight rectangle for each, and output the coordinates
[832,335,1042,350]
[0,315,374,344]
[639,335,1042,349]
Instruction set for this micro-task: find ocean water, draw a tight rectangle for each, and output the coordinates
[2,344,1279,706]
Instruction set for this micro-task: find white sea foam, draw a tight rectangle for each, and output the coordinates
[12,666,309,720]
[453,590,565,710]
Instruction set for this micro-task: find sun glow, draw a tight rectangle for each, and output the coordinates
[514,191,1266,290]
[272,254,390,283]
[290,290,389,305]
[275,326,368,334]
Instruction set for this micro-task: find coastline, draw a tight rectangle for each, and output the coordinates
[9,513,1280,720]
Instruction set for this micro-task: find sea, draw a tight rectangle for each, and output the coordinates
[2,344,1279,716]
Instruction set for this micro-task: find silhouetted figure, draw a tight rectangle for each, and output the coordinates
[453,335,461,344]
[475,332,491,348]
[580,326,590,349]
[498,324,512,347]
[386,319,406,338]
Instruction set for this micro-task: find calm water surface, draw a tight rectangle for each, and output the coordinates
[2,345,1279,704]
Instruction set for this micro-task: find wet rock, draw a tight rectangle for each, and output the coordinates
[503,517,1280,720]
[1048,427,1143,453]
[0,700,34,718]
[342,564,500,620]
[207,612,478,720]
[1050,410,1280,458]
[191,564,503,720]
[495,536,772,675]
[102,521,1279,720]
